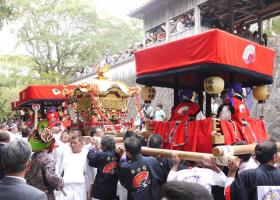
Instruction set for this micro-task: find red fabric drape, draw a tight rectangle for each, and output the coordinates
[153,118,213,153]
[220,119,268,145]
[183,118,212,153]
[153,118,268,153]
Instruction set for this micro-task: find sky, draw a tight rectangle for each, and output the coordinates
[0,0,148,55]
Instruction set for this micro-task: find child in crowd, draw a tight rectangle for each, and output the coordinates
[154,103,166,121]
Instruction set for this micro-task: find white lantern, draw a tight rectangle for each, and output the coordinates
[204,76,225,94]
[140,86,156,101]
[253,85,269,101]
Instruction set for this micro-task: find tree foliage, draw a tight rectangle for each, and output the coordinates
[11,0,143,83]
[264,16,280,37]
[0,0,13,29]
[0,55,41,118]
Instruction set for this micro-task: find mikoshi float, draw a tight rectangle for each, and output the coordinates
[12,85,75,128]
[134,28,275,154]
[64,70,140,134]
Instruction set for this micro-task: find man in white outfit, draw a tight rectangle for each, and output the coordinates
[56,135,93,200]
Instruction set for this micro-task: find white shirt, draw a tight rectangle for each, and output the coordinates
[61,149,91,184]
[176,21,185,33]
[167,167,226,194]
[5,176,26,183]
[52,142,71,175]
[8,132,21,141]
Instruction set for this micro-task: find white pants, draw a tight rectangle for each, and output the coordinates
[56,183,86,200]
[117,181,127,200]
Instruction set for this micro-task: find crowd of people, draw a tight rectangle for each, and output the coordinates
[145,28,166,45]
[235,22,268,46]
[145,12,195,46]
[73,44,143,79]
[1,121,280,200]
[145,7,268,48]
[170,13,195,35]
[202,7,268,46]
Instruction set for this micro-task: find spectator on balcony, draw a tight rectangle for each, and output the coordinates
[212,14,225,30]
[252,31,259,42]
[236,21,245,35]
[176,16,186,33]
[138,43,144,49]
[185,13,195,28]
[156,28,166,40]
[146,32,157,45]
[261,33,268,46]
[170,20,177,34]
[244,24,252,38]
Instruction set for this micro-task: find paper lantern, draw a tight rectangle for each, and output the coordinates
[253,85,269,101]
[204,76,224,94]
[141,86,156,101]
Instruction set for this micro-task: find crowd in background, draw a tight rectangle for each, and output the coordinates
[73,43,143,79]
[145,12,195,46]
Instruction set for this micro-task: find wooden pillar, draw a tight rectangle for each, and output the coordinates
[228,0,234,34]
[194,0,201,34]
[174,76,180,107]
[198,77,204,113]
[206,93,212,117]
[165,1,170,41]
[258,16,263,44]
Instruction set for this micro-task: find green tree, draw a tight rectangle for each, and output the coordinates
[264,16,280,37]
[11,0,142,83]
[0,0,13,29]
[0,55,42,117]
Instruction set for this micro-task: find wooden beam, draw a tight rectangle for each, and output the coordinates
[236,8,258,16]
[234,1,280,24]
[141,147,237,166]
[213,143,280,157]
[258,16,263,44]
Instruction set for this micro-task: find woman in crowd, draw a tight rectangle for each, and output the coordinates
[26,129,64,200]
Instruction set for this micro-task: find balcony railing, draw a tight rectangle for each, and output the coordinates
[170,27,195,41]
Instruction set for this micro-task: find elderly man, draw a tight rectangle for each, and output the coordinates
[0,131,10,180]
[0,139,47,200]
